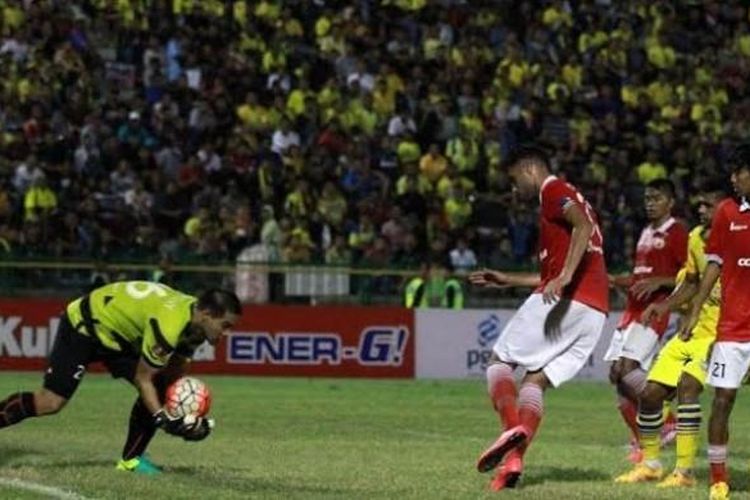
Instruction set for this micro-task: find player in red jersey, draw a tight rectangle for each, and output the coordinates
[680,145,750,500]
[469,146,608,491]
[605,179,687,461]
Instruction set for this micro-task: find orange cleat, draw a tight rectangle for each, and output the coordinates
[489,451,523,491]
[477,425,528,473]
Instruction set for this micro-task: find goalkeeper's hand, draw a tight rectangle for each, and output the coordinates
[182,415,214,442]
[153,410,214,441]
[153,409,189,436]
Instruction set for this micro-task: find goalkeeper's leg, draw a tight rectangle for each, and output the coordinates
[121,398,159,461]
[1,314,95,428]
[0,391,40,428]
[121,374,169,461]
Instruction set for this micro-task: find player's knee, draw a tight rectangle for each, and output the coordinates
[620,358,640,374]
[523,370,550,390]
[711,390,736,415]
[677,375,703,402]
[34,389,68,415]
[640,383,664,409]
[609,363,621,384]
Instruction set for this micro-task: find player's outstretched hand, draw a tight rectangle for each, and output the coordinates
[677,308,698,341]
[542,274,571,304]
[182,415,214,442]
[630,277,663,301]
[468,269,511,288]
[641,301,669,326]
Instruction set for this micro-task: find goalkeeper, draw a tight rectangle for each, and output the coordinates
[0,281,241,474]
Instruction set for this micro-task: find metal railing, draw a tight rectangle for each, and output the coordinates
[0,255,519,306]
[0,255,628,309]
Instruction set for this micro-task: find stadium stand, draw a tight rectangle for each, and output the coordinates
[0,0,745,285]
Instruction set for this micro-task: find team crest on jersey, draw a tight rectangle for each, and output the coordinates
[652,238,665,249]
[150,344,168,359]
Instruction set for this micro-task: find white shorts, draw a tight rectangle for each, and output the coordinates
[492,293,606,388]
[603,322,660,370]
[706,341,750,389]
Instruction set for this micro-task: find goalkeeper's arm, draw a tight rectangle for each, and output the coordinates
[133,357,164,416]
[133,357,190,434]
[134,356,213,440]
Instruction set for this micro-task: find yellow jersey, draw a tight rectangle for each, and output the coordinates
[66,281,198,367]
[683,225,720,339]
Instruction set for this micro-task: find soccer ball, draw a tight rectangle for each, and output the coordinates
[165,376,211,418]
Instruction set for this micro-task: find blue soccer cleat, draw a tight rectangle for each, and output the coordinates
[116,454,163,475]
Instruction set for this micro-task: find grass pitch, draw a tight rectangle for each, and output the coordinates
[1,373,750,499]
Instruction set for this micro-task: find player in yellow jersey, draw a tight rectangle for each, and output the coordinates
[0,281,241,474]
[615,187,725,487]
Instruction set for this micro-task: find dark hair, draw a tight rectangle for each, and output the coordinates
[645,178,676,199]
[728,144,750,173]
[501,144,551,171]
[197,289,242,316]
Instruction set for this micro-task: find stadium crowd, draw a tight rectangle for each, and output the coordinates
[0,0,748,276]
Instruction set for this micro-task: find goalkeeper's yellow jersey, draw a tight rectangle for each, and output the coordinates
[681,225,720,340]
[66,281,197,368]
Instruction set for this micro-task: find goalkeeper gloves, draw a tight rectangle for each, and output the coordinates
[153,409,214,441]
[182,417,214,441]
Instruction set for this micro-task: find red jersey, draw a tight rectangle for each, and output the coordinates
[618,217,688,335]
[706,198,750,342]
[534,176,609,313]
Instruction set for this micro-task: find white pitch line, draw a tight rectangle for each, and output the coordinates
[0,477,90,500]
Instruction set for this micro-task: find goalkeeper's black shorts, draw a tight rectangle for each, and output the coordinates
[43,313,139,399]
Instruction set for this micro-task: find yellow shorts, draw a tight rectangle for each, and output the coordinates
[647,335,714,388]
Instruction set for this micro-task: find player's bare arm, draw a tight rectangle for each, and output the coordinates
[542,204,593,304]
[133,357,164,415]
[135,355,212,440]
[608,273,633,289]
[679,262,720,340]
[468,269,541,288]
[641,272,699,325]
[630,275,676,301]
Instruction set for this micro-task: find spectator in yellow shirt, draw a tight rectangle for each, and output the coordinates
[445,131,479,173]
[621,75,644,108]
[184,207,211,241]
[646,74,674,108]
[419,144,449,184]
[286,78,311,118]
[561,54,583,90]
[542,0,573,30]
[437,165,475,200]
[23,177,57,222]
[646,34,676,69]
[444,185,472,231]
[396,164,433,196]
[236,92,269,130]
[636,150,668,184]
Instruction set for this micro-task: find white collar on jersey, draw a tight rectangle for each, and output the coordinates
[740,197,750,212]
[650,216,676,234]
[538,175,557,204]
